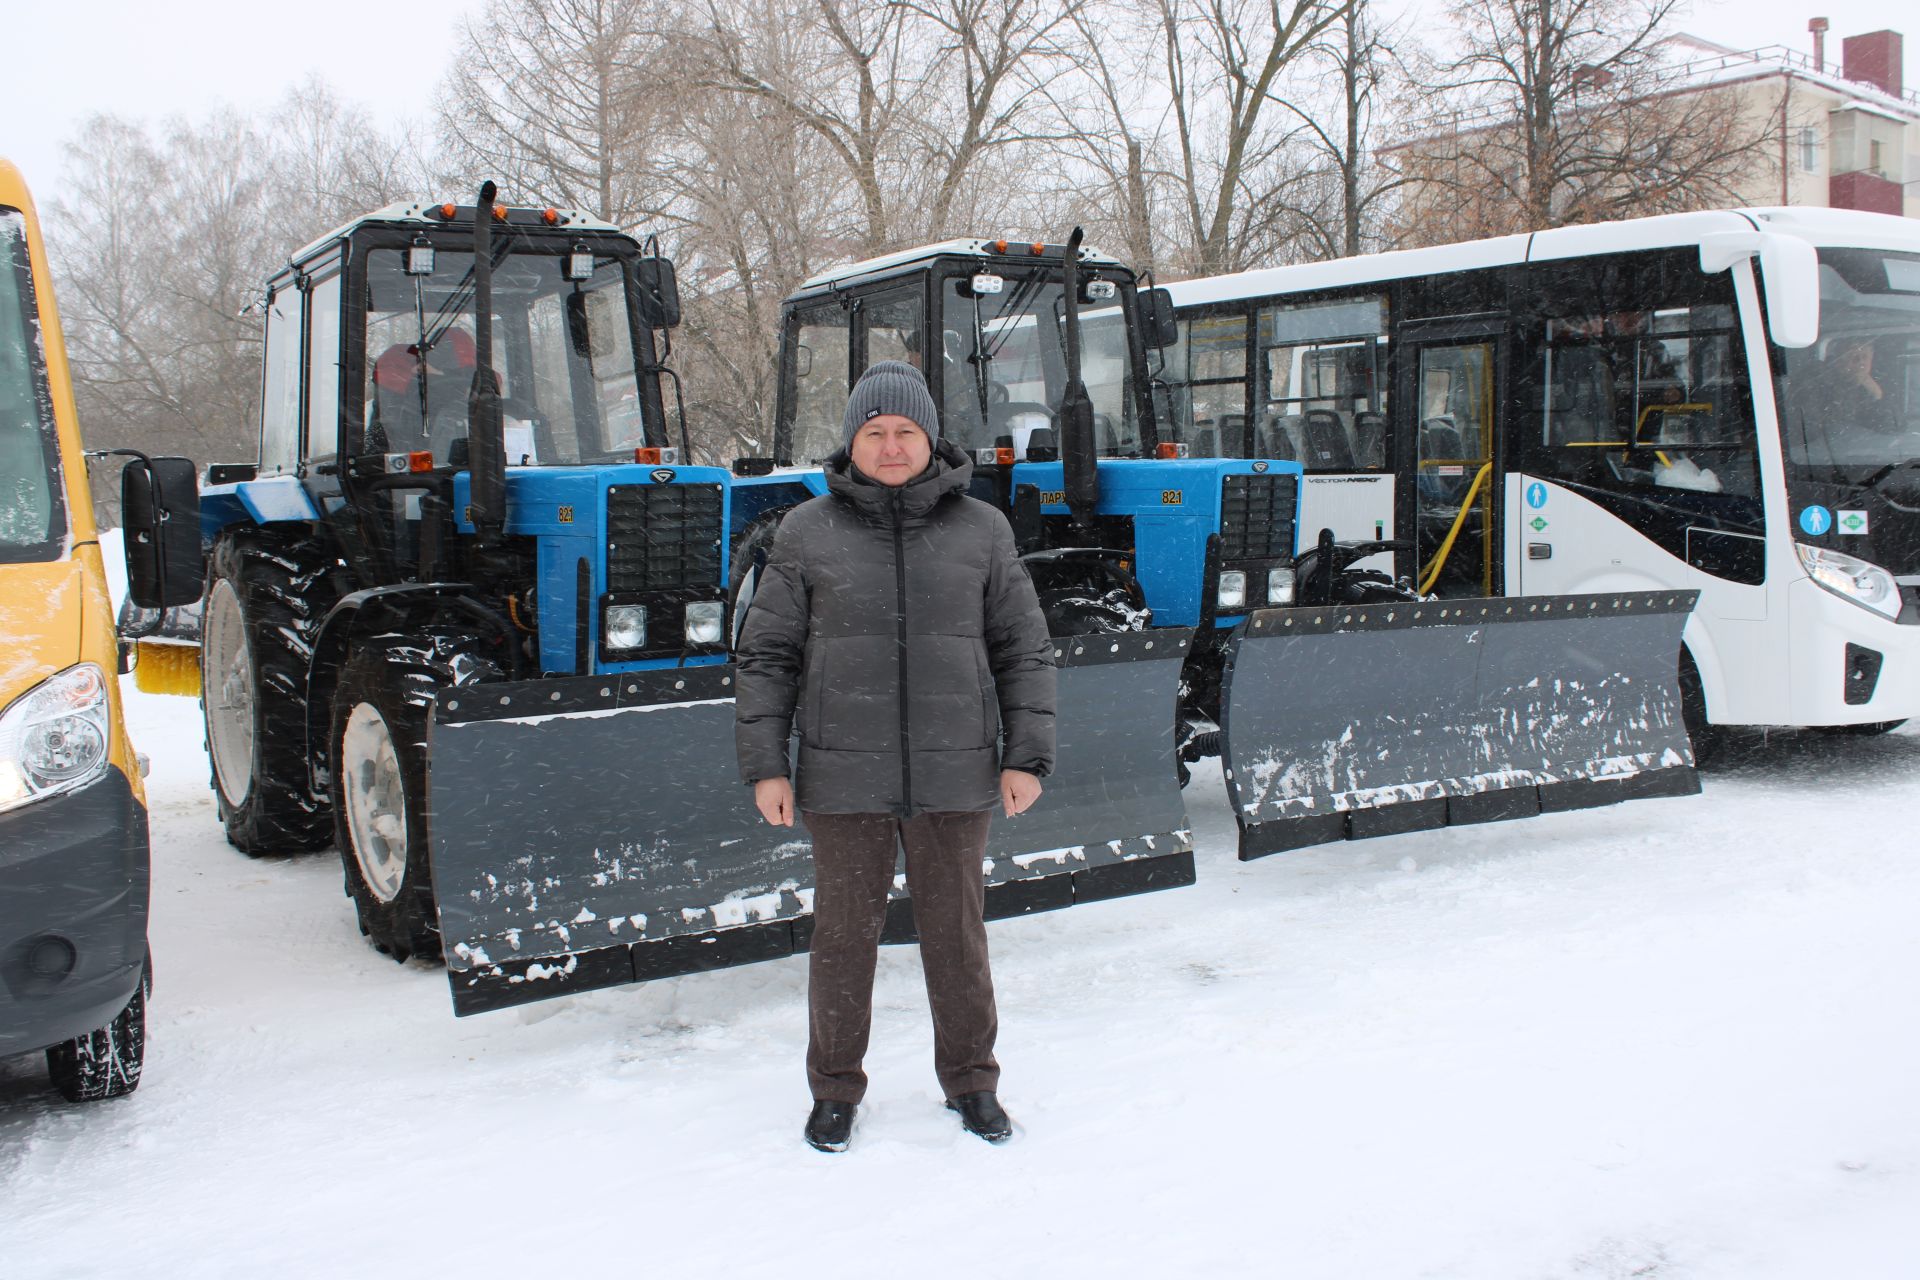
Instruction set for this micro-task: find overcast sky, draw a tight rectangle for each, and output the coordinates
[2,0,1907,213]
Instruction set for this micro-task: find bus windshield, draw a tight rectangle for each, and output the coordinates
[363,245,648,466]
[939,271,1141,456]
[0,209,64,561]
[1777,248,1920,473]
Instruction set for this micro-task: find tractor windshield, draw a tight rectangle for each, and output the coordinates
[939,270,1142,456]
[363,244,647,466]
[0,209,64,561]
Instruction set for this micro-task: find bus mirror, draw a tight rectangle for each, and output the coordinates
[1699,231,1819,349]
[635,257,681,329]
[121,456,203,609]
[1141,287,1178,350]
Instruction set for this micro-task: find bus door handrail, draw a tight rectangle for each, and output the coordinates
[1418,461,1493,595]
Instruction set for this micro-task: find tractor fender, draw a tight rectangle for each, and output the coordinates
[304,584,498,790]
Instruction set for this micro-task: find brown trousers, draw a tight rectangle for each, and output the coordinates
[800,809,999,1104]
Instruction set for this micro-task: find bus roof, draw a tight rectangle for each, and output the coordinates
[1162,207,1920,308]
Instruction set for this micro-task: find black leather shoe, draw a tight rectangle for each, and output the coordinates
[945,1090,1013,1143]
[804,1100,855,1152]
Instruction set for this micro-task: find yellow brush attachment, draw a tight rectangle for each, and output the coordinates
[133,641,202,697]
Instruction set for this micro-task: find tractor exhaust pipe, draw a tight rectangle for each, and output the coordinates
[1058,226,1099,534]
[468,180,507,544]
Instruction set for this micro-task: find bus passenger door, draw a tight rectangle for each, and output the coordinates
[1398,329,1504,598]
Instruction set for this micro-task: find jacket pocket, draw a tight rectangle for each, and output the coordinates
[976,641,999,747]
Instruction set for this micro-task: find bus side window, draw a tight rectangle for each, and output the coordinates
[1257,295,1388,472]
[1165,310,1247,457]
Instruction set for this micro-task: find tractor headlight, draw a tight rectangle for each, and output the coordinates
[604,603,649,651]
[684,601,726,647]
[1795,543,1901,620]
[1217,571,1247,611]
[1268,567,1295,606]
[0,664,113,814]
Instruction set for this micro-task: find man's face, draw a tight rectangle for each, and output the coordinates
[849,414,932,486]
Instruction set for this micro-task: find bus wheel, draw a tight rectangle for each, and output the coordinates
[1678,649,1722,769]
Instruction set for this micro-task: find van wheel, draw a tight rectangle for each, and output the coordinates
[202,530,339,854]
[46,964,147,1102]
[331,633,499,963]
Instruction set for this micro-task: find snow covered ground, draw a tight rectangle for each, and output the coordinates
[4,630,1918,1276]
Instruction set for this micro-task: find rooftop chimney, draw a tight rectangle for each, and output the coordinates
[1842,29,1903,98]
[1809,17,1829,71]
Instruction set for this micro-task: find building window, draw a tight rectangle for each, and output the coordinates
[1869,139,1884,175]
[1799,126,1819,173]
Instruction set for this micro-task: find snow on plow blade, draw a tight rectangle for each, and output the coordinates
[426,632,1196,1016]
[1221,591,1700,859]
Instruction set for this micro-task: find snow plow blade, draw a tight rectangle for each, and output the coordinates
[427,632,1195,1016]
[1221,591,1700,859]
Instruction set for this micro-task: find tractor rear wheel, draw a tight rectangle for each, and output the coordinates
[202,529,338,854]
[330,633,500,963]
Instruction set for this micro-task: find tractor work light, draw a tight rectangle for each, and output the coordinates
[970,273,1004,295]
[633,447,679,465]
[1268,567,1296,605]
[542,207,560,225]
[406,239,435,276]
[1217,571,1247,611]
[604,604,648,652]
[566,250,595,281]
[1084,279,1117,300]
[1156,442,1189,460]
[684,601,726,647]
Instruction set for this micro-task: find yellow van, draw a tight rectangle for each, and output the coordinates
[0,158,196,1101]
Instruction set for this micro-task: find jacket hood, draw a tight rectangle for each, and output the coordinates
[824,438,974,522]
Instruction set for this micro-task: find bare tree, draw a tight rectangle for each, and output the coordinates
[438,0,673,226]
[1391,0,1776,244]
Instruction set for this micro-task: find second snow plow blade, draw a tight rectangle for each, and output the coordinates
[1221,591,1699,858]
[427,631,1195,1016]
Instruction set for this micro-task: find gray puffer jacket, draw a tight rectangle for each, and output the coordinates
[734,440,1056,816]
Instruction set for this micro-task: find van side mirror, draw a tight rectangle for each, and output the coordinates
[1141,287,1178,350]
[121,456,203,609]
[635,257,681,329]
[1699,232,1819,349]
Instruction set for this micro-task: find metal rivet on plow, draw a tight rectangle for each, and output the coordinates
[499,695,511,705]
[1110,642,1121,653]
[599,688,610,697]
[1342,614,1353,624]
[627,684,639,693]
[674,680,686,690]
[550,691,562,701]
[722,676,732,686]
[446,700,459,711]
[1144,640,1154,649]
[1074,646,1085,655]
[1528,604,1537,612]
[1054,648,1065,659]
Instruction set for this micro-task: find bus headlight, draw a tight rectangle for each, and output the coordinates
[0,664,113,814]
[684,601,726,647]
[1268,567,1295,605]
[604,603,648,651]
[1795,543,1901,620]
[1217,571,1247,611]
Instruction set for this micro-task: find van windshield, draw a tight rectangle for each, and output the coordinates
[0,209,64,562]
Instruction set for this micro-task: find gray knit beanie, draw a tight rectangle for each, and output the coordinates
[841,360,940,451]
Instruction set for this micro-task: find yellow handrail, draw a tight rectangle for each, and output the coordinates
[1418,461,1493,596]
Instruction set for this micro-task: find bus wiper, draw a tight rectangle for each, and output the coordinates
[1859,455,1920,492]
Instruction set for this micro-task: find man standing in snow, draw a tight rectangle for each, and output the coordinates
[734,360,1056,1153]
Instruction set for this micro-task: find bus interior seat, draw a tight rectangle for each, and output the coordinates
[1215,412,1248,457]
[1260,411,1301,461]
[1302,408,1354,469]
[1353,410,1386,468]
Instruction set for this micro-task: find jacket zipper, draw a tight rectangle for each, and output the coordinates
[892,491,913,814]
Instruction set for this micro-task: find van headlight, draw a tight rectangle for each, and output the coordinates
[1217,571,1247,611]
[603,603,649,651]
[684,601,726,647]
[1795,543,1901,620]
[0,664,113,813]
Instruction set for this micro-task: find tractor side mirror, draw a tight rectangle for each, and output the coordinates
[635,257,682,330]
[121,456,203,609]
[1141,287,1178,350]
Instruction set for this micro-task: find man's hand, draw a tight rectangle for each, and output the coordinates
[754,777,795,827]
[1000,769,1042,818]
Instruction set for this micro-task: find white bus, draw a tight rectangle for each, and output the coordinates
[1161,208,1919,738]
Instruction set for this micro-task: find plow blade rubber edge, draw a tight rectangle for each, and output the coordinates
[1220,592,1700,859]
[428,636,1195,1016]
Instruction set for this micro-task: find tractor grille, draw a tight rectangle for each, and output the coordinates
[605,482,725,592]
[1219,472,1297,562]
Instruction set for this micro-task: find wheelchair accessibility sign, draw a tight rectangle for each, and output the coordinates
[1525,482,1548,509]
[1798,505,1833,536]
